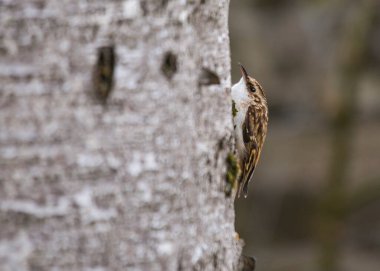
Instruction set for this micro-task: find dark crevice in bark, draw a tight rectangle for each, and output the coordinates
[92,46,116,103]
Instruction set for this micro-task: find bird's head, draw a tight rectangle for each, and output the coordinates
[238,63,266,98]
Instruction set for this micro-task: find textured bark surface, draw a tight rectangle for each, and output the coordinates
[0,0,242,270]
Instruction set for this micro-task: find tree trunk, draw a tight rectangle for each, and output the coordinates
[0,0,242,270]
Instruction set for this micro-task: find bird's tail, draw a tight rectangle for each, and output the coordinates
[237,180,249,198]
[237,174,247,198]
[237,168,254,198]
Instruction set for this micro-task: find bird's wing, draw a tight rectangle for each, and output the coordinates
[238,105,262,198]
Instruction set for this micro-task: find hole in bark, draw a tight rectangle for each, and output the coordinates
[213,253,218,268]
[92,46,115,103]
[198,67,220,86]
[141,0,169,16]
[161,51,177,80]
[160,0,169,8]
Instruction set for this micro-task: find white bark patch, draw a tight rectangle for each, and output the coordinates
[0,199,70,218]
[0,231,32,271]
[77,153,104,168]
[128,152,144,177]
[74,188,117,225]
[128,151,160,177]
[144,152,159,171]
[157,241,175,256]
[123,0,142,19]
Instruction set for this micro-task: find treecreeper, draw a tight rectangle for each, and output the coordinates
[231,64,269,198]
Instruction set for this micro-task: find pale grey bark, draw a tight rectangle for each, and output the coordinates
[0,0,242,270]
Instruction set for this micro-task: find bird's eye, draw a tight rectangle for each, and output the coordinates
[248,83,256,92]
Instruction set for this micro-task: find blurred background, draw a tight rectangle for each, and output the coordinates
[230,0,380,270]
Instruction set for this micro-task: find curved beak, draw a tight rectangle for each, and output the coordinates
[238,63,249,83]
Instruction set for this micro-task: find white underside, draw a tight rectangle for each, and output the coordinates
[231,77,249,157]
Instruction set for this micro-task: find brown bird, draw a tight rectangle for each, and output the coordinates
[231,64,268,198]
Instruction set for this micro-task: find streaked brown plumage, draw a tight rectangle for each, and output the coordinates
[231,64,268,198]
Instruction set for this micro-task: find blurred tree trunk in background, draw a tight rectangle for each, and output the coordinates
[317,1,378,270]
[0,1,241,270]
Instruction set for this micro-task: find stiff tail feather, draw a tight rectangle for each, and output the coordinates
[237,176,244,198]
[237,165,255,198]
